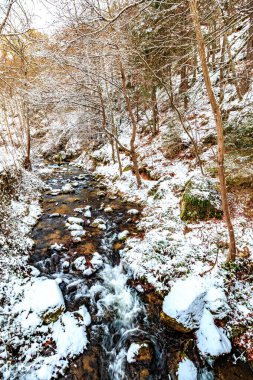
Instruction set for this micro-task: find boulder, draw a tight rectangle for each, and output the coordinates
[162,276,231,358]
[62,183,75,194]
[177,358,197,380]
[180,175,222,222]
[196,309,231,357]
[162,277,206,331]
[21,278,65,324]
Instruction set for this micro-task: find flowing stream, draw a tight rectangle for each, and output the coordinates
[29,164,253,380]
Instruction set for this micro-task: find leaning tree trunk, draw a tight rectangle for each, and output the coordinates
[189,0,236,262]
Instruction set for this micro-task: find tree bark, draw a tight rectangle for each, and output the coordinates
[189,0,236,262]
[151,85,159,135]
[119,59,142,187]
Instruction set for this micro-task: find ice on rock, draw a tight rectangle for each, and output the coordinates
[196,309,231,357]
[67,216,84,225]
[162,277,206,329]
[177,358,197,380]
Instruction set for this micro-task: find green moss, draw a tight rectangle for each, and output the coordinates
[181,192,222,221]
[225,114,253,151]
[42,306,65,324]
[180,176,222,222]
[123,164,133,172]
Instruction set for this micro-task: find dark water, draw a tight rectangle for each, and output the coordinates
[30,164,253,380]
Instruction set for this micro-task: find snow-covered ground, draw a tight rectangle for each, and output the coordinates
[0,166,91,379]
[73,115,253,365]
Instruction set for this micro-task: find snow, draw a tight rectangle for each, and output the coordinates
[50,242,65,251]
[84,209,91,218]
[127,209,139,215]
[51,312,88,357]
[62,183,74,193]
[68,223,83,231]
[177,358,197,380]
[196,309,231,357]
[67,216,84,225]
[162,277,206,328]
[70,229,86,237]
[73,256,86,272]
[20,278,65,316]
[127,342,147,363]
[118,230,129,241]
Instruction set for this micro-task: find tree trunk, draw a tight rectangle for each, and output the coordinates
[119,59,142,187]
[240,0,253,94]
[189,0,236,262]
[23,101,32,170]
[219,35,226,103]
[151,85,159,135]
[179,64,189,111]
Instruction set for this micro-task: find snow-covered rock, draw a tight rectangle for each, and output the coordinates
[73,253,103,276]
[62,183,75,194]
[118,230,129,241]
[84,209,91,218]
[18,278,65,320]
[127,209,139,215]
[50,242,66,251]
[91,218,106,230]
[67,216,84,225]
[67,223,84,231]
[73,256,86,272]
[51,311,88,357]
[177,358,197,380]
[162,276,231,358]
[70,230,86,237]
[162,277,206,329]
[50,188,61,196]
[104,206,113,213]
[127,343,149,363]
[180,175,222,221]
[77,305,91,326]
[196,309,231,357]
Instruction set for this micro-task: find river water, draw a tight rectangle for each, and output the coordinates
[30,164,253,380]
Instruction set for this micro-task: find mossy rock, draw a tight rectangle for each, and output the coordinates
[42,306,65,324]
[180,175,222,222]
[160,311,192,333]
[123,164,133,172]
[225,114,253,151]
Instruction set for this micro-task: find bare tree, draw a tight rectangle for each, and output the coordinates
[189,0,237,262]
